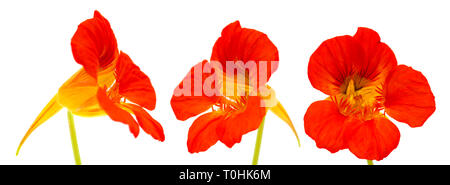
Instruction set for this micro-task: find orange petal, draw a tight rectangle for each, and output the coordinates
[383,65,436,127]
[304,100,354,153]
[353,27,397,83]
[309,28,397,95]
[71,10,118,79]
[187,112,225,153]
[171,60,220,120]
[346,116,400,161]
[17,95,62,155]
[115,52,156,110]
[97,87,139,137]
[122,103,165,142]
[210,21,279,83]
[308,35,365,95]
[217,96,267,148]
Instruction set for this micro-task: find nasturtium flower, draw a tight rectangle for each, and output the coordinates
[17,11,165,155]
[171,21,300,154]
[305,27,435,161]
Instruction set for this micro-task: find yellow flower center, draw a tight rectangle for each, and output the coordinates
[332,76,383,120]
[214,73,250,113]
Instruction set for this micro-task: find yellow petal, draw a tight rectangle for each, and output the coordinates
[57,68,110,117]
[17,94,63,155]
[270,100,301,147]
[58,85,106,117]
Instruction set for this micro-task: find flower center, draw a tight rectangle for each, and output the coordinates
[214,95,248,113]
[333,76,383,120]
[212,71,252,114]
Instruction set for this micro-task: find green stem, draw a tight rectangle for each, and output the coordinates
[67,111,81,165]
[367,160,373,165]
[252,117,266,165]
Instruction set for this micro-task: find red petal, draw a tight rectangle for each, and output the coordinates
[170,60,220,121]
[123,103,165,142]
[217,96,267,148]
[115,52,156,110]
[353,27,397,83]
[97,87,139,137]
[383,65,436,127]
[71,10,118,79]
[211,21,279,83]
[346,117,400,161]
[187,112,225,153]
[354,27,381,47]
[308,35,365,95]
[304,100,353,153]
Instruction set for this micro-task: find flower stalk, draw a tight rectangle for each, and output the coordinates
[67,111,81,165]
[252,117,266,165]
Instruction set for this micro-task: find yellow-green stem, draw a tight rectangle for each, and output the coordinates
[367,160,373,165]
[252,117,266,165]
[67,111,81,165]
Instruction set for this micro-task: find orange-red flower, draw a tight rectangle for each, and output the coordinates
[17,11,164,154]
[305,27,435,161]
[171,21,299,153]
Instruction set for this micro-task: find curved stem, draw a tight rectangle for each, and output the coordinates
[252,117,266,165]
[367,160,373,165]
[67,111,81,165]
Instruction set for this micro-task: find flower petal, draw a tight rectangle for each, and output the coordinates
[304,100,353,153]
[123,103,165,142]
[346,116,400,161]
[97,87,139,137]
[171,60,220,121]
[187,112,226,153]
[353,27,397,83]
[57,68,107,117]
[71,10,118,79]
[16,95,62,155]
[383,65,436,127]
[211,21,279,83]
[217,96,267,148]
[308,35,365,95]
[115,52,156,110]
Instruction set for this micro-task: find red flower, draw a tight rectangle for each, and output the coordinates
[171,21,299,153]
[305,27,435,161]
[17,11,164,154]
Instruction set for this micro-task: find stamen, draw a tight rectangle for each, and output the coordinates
[346,79,356,96]
[334,76,384,120]
[213,69,252,113]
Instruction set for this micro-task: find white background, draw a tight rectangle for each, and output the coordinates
[0,0,449,165]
